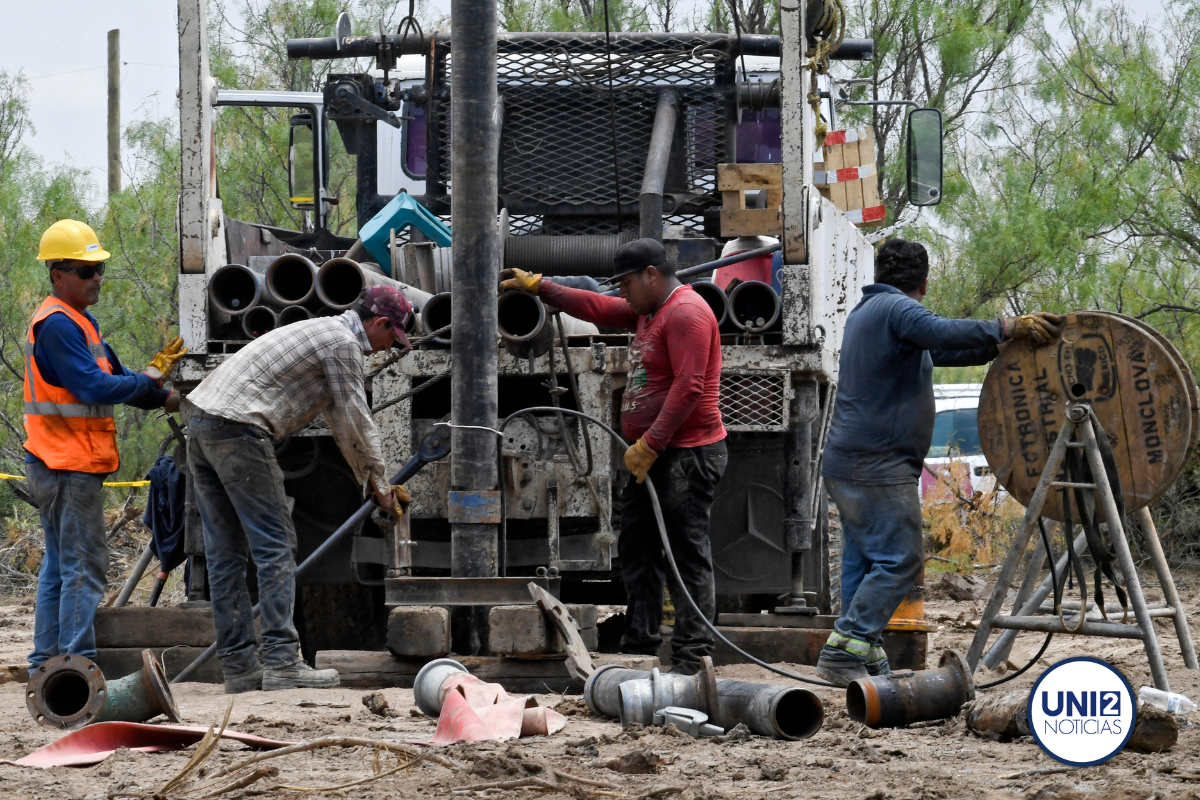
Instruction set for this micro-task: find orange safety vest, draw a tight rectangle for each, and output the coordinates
[23,296,120,473]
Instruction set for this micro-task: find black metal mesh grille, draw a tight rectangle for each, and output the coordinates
[431,36,731,232]
[719,372,789,431]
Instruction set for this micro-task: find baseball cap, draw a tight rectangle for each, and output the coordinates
[611,237,668,278]
[361,285,414,348]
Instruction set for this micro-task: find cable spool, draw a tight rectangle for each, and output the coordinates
[978,312,1196,521]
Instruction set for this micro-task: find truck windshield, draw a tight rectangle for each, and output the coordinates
[928,408,982,457]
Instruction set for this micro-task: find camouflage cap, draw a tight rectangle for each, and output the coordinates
[361,284,414,348]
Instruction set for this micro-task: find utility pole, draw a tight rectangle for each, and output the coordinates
[107,29,120,196]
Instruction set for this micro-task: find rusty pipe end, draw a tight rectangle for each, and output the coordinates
[316,257,368,310]
[266,253,318,306]
[769,686,825,740]
[27,653,107,730]
[689,281,729,328]
[848,649,974,729]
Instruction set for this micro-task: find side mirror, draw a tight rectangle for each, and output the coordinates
[288,113,315,210]
[906,107,943,206]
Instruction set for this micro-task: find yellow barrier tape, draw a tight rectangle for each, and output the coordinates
[0,473,149,488]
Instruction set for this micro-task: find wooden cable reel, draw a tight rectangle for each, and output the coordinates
[978,312,1197,521]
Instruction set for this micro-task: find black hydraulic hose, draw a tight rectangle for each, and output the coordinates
[976,516,1059,690]
[497,406,837,688]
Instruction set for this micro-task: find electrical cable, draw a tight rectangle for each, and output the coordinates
[975,517,1059,690]
[497,406,838,688]
[725,0,749,83]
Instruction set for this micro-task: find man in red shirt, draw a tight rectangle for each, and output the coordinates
[500,239,727,675]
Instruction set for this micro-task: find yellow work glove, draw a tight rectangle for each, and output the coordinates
[145,336,188,381]
[373,484,412,524]
[1002,312,1064,347]
[498,268,542,294]
[624,438,658,485]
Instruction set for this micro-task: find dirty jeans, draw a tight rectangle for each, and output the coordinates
[26,460,108,671]
[187,410,300,678]
[618,440,727,673]
[825,478,923,660]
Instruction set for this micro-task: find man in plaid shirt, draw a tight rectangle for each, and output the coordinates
[184,286,413,692]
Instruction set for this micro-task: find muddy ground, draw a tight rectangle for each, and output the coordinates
[0,577,1199,800]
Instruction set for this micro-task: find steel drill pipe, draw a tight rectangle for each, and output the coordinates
[209,263,263,315]
[316,257,435,313]
[728,280,781,333]
[498,290,553,357]
[640,89,680,241]
[266,253,319,306]
[278,305,313,326]
[449,0,502,587]
[711,679,824,740]
[241,305,278,339]
[689,281,731,331]
[847,650,975,729]
[422,292,454,345]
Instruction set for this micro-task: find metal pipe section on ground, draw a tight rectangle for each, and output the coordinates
[27,650,180,730]
[242,305,278,339]
[639,88,679,242]
[847,650,974,728]
[584,664,823,740]
[449,0,502,591]
[209,263,263,315]
[266,253,319,306]
[316,257,435,312]
[728,280,781,333]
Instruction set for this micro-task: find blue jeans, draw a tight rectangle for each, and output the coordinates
[187,410,300,677]
[26,460,108,671]
[825,478,923,659]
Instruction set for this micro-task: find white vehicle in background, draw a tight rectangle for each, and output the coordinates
[920,384,996,502]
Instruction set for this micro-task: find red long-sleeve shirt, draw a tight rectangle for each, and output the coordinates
[539,282,726,452]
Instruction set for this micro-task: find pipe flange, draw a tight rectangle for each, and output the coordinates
[141,649,182,723]
[27,654,107,730]
[698,656,719,719]
[939,648,975,703]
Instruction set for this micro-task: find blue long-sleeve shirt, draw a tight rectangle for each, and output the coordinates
[25,309,169,464]
[821,284,1005,485]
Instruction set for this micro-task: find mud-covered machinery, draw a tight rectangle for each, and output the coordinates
[159,0,942,672]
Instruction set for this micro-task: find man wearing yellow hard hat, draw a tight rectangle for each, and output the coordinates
[24,219,187,675]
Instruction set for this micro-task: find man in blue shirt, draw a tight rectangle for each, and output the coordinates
[815,239,1062,685]
[24,219,185,674]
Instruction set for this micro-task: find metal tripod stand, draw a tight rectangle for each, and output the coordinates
[966,403,1198,691]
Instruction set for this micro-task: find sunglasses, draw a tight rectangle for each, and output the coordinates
[56,262,106,280]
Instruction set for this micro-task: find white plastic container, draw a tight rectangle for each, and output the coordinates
[1139,686,1198,714]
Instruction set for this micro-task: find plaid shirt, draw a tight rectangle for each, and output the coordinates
[187,311,388,493]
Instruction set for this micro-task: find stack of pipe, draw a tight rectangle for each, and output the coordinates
[208,253,596,346]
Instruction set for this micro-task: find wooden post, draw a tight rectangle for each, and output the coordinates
[777,0,808,264]
[107,29,120,196]
[178,0,215,276]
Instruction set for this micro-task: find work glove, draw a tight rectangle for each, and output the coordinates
[373,483,412,522]
[145,336,188,381]
[498,268,542,294]
[164,390,181,414]
[624,438,658,485]
[1002,312,1064,347]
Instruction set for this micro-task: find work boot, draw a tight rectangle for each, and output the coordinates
[263,660,340,691]
[814,645,869,687]
[224,666,263,694]
[866,645,891,677]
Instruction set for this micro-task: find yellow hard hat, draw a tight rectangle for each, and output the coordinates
[37,219,111,262]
